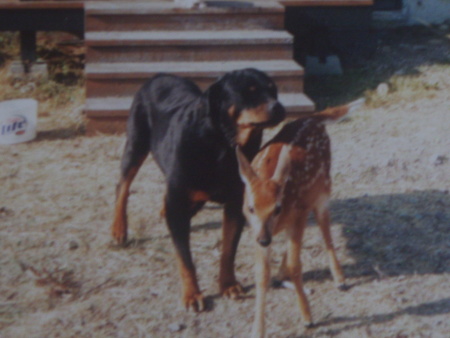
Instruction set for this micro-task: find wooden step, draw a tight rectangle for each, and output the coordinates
[86,60,305,97]
[83,2,316,135]
[85,93,315,135]
[85,94,315,118]
[85,1,285,31]
[86,30,293,62]
[279,0,373,7]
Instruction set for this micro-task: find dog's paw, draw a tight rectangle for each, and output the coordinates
[112,231,128,246]
[183,292,205,312]
[112,224,128,246]
[221,282,244,299]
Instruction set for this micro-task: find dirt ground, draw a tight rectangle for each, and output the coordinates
[1,26,450,338]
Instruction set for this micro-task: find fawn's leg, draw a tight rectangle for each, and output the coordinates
[314,197,345,289]
[251,244,271,338]
[286,212,313,327]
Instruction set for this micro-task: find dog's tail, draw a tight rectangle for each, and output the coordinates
[313,98,365,122]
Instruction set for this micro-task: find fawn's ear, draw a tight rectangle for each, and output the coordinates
[236,146,257,186]
[271,144,292,185]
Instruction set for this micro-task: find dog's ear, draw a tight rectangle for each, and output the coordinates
[205,76,237,146]
[206,78,224,116]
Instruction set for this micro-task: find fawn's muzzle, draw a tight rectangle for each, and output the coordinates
[257,231,272,247]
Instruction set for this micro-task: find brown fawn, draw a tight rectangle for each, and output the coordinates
[236,101,362,337]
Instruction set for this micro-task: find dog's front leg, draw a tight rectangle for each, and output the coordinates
[219,201,245,298]
[165,190,204,312]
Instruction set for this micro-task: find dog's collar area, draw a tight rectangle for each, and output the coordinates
[237,123,256,129]
[238,121,279,129]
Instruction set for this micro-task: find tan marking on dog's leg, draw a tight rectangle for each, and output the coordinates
[314,195,345,288]
[251,244,270,338]
[286,213,312,327]
[112,155,147,245]
[175,250,205,312]
[188,190,210,203]
[112,167,138,245]
[219,205,245,298]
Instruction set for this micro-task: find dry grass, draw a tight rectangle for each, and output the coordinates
[365,64,450,108]
[305,25,450,110]
[1,29,450,337]
[0,32,85,136]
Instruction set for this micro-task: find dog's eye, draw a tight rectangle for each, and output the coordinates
[266,83,277,96]
[248,206,255,214]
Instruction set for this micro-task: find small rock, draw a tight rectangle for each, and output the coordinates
[432,155,448,166]
[19,82,36,94]
[376,83,389,97]
[281,281,295,290]
[168,323,185,333]
[68,240,79,250]
[304,287,314,296]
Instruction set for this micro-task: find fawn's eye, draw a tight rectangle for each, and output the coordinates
[274,204,282,216]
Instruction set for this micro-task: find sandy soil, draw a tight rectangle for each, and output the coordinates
[1,30,450,337]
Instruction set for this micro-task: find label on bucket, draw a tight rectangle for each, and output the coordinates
[0,99,37,145]
[1,115,28,136]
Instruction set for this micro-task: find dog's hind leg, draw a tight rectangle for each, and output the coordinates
[112,99,151,245]
[164,186,204,312]
[219,201,246,298]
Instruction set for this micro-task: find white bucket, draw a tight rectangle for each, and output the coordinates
[0,99,38,145]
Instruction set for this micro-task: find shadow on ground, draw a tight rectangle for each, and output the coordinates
[36,126,85,141]
[295,297,450,338]
[302,190,449,284]
[335,190,449,277]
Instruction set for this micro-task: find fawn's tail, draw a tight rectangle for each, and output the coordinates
[314,98,365,122]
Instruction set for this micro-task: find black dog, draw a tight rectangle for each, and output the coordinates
[112,69,285,311]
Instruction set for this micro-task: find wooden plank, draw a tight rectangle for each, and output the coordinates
[86,59,305,96]
[85,1,284,14]
[85,30,293,46]
[280,0,373,6]
[85,30,294,62]
[85,92,315,118]
[0,1,83,10]
[87,44,293,62]
[86,60,304,78]
[87,76,304,97]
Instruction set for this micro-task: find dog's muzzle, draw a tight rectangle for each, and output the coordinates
[249,100,285,129]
